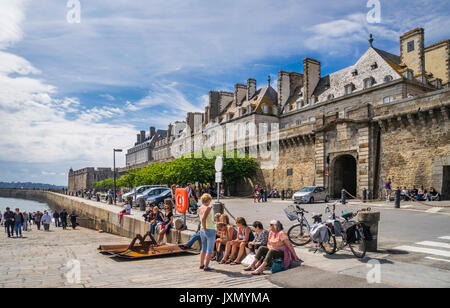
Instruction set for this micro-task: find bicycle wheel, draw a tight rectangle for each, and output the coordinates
[287,223,311,246]
[349,237,367,259]
[320,230,337,255]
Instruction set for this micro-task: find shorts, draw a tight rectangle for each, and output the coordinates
[200,229,216,254]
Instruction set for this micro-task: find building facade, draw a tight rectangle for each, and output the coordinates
[68,167,114,192]
[70,28,450,199]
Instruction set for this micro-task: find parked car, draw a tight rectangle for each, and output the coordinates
[292,186,330,204]
[122,185,166,202]
[136,187,171,203]
[146,190,173,209]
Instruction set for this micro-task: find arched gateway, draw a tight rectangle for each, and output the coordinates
[332,155,357,198]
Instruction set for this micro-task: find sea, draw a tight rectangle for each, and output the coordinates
[0,197,50,214]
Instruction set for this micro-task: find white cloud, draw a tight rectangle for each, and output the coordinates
[0,0,26,50]
[125,82,203,114]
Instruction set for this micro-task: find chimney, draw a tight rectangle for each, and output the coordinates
[247,78,257,101]
[140,130,146,143]
[303,58,321,102]
[150,126,156,138]
[400,28,425,78]
[234,84,247,106]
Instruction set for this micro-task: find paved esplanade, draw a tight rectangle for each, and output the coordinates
[1,197,449,288]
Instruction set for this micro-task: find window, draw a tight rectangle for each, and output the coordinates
[296,119,302,126]
[352,69,358,76]
[310,96,316,105]
[345,84,353,95]
[407,40,415,52]
[384,75,393,83]
[327,94,334,100]
[309,116,316,122]
[287,169,293,176]
[364,78,373,89]
[283,123,290,129]
[262,104,269,114]
[260,123,269,134]
[272,106,278,115]
[297,102,302,110]
[239,108,244,117]
[371,62,378,70]
[383,96,393,104]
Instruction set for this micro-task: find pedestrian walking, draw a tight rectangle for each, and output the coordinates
[0,211,3,227]
[60,209,68,230]
[3,207,15,238]
[385,178,392,202]
[70,211,78,229]
[41,211,52,232]
[198,193,216,272]
[34,211,42,230]
[53,211,60,227]
[22,211,29,232]
[13,208,24,238]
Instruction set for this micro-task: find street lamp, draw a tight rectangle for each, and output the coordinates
[113,148,123,204]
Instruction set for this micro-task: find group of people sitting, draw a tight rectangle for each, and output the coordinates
[180,193,301,275]
[400,186,441,201]
[142,199,174,245]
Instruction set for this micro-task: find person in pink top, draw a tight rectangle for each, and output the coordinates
[244,220,301,275]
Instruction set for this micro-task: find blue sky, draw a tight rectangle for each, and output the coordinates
[0,0,449,185]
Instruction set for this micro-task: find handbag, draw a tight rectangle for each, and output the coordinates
[242,253,256,267]
[271,258,285,274]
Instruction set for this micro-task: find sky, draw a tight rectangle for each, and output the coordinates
[0,0,449,185]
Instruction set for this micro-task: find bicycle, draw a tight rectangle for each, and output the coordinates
[285,204,336,254]
[324,202,370,259]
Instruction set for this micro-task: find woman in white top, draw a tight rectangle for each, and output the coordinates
[198,193,216,271]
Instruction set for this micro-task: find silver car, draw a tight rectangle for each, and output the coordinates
[292,186,330,204]
[122,185,166,202]
[136,187,171,203]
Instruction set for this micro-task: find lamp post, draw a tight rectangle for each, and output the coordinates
[113,148,123,204]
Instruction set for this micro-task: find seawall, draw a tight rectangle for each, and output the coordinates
[0,189,196,246]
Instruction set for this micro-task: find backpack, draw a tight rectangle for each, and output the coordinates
[310,223,329,243]
[271,258,285,274]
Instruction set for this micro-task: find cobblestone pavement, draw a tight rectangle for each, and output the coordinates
[0,225,279,288]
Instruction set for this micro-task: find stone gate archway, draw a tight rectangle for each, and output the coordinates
[331,154,357,198]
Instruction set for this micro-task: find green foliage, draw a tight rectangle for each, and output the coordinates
[93,150,258,188]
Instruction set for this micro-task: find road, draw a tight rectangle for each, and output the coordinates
[213,197,450,287]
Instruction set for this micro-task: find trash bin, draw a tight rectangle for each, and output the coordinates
[139,198,146,211]
[213,201,224,216]
[357,211,380,252]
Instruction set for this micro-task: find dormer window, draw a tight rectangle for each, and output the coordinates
[239,108,244,117]
[363,77,374,89]
[352,69,358,77]
[272,106,278,115]
[327,94,334,101]
[248,105,253,115]
[371,62,378,70]
[309,96,316,105]
[262,104,269,114]
[345,84,354,95]
[384,75,393,83]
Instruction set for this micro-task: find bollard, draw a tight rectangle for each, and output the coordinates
[213,201,224,216]
[139,198,146,211]
[281,189,285,201]
[362,188,367,203]
[96,194,100,202]
[394,188,401,209]
[341,189,347,205]
[357,211,380,252]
